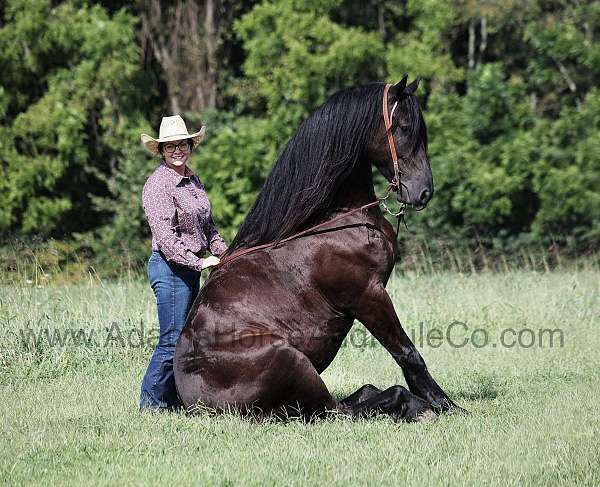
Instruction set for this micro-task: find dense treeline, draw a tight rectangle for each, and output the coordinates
[0,0,598,272]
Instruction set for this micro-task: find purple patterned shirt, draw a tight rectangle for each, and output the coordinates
[142,160,228,271]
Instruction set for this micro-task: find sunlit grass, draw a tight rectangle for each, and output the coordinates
[1,269,599,485]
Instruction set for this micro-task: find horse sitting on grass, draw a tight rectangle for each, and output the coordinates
[174,77,464,422]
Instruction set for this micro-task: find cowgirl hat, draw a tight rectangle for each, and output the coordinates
[141,115,206,156]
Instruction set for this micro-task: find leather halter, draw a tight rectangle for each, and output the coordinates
[211,84,404,271]
[383,83,401,191]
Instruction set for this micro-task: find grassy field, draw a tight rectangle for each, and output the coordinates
[1,269,599,486]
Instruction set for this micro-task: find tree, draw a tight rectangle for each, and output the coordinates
[138,0,246,113]
[1,0,598,269]
[0,0,148,238]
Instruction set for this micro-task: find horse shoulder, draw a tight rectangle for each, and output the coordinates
[310,222,396,312]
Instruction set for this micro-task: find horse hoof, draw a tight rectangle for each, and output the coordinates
[414,409,438,422]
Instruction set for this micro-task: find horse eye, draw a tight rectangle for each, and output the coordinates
[400,125,410,134]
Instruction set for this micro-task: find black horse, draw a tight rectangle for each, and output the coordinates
[174,77,463,421]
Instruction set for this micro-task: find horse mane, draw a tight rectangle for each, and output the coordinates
[224,82,426,255]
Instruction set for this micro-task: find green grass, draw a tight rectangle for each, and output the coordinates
[1,270,599,486]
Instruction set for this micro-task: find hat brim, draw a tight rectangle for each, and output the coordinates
[141,126,206,156]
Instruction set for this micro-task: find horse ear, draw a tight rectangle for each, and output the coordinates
[405,77,420,95]
[389,75,408,101]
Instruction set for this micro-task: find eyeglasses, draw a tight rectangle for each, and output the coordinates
[163,141,191,154]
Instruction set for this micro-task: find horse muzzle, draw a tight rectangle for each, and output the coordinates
[397,180,433,211]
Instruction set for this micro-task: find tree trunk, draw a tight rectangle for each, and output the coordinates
[140,0,222,114]
[468,20,475,70]
[478,16,487,64]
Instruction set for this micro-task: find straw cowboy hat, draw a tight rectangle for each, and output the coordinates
[141,115,206,156]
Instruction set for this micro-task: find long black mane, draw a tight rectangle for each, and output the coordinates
[224,82,425,255]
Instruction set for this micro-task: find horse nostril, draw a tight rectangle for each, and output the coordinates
[419,188,431,204]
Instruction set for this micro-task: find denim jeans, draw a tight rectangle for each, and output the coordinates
[140,250,201,411]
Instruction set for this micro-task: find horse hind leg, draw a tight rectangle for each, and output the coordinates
[342,384,437,422]
[266,344,338,421]
[187,341,338,421]
[176,327,338,420]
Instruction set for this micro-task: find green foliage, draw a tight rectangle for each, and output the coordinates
[0,0,146,237]
[235,0,385,119]
[391,3,599,250]
[190,110,281,243]
[387,0,463,85]
[1,0,598,274]
[81,114,157,272]
[531,89,600,242]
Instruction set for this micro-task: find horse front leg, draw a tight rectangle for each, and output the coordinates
[352,282,463,413]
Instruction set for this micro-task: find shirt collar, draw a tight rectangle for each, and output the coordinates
[159,159,197,186]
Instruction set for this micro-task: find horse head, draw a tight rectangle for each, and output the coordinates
[368,76,434,210]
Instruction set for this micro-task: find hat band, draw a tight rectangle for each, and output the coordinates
[160,133,192,139]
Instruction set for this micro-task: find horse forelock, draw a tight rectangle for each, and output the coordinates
[393,93,428,158]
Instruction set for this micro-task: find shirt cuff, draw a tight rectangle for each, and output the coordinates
[185,250,204,271]
[210,239,228,256]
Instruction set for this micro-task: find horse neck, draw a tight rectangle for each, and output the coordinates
[330,158,376,211]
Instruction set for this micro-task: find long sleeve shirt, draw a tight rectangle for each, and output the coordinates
[142,160,228,271]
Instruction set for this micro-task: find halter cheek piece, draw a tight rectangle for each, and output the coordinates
[380,84,407,219]
[383,83,401,190]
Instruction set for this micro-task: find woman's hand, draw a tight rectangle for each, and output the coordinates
[201,255,220,269]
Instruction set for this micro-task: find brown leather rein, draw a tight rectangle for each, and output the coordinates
[212,84,404,271]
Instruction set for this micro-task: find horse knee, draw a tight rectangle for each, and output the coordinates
[399,347,426,371]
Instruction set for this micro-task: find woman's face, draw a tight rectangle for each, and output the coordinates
[161,138,192,168]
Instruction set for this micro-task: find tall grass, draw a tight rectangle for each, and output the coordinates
[1,268,599,485]
[2,236,598,286]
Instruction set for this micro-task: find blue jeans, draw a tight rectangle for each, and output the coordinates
[140,250,201,410]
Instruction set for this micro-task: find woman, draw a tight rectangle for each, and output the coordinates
[139,115,227,411]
